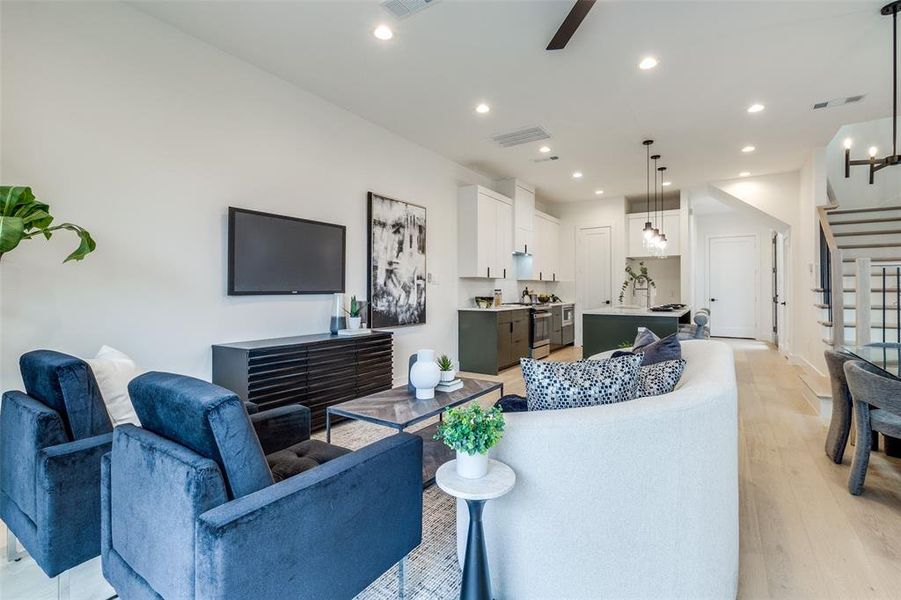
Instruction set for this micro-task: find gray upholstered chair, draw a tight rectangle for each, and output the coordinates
[824,349,855,463]
[844,360,901,495]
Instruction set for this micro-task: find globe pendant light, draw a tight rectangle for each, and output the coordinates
[642,140,655,241]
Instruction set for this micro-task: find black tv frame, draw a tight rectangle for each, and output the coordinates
[227,206,346,296]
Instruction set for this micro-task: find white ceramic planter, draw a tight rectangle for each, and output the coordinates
[456,451,488,479]
[440,369,456,383]
[410,349,440,399]
[348,316,362,330]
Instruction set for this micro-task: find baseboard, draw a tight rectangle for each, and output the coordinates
[793,358,831,421]
[788,353,826,379]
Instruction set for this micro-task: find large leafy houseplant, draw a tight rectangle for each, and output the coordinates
[0,186,95,262]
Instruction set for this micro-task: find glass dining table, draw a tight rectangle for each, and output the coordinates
[842,344,901,457]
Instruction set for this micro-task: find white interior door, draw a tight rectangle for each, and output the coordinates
[578,226,612,310]
[708,234,757,338]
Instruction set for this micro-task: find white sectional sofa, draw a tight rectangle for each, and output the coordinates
[456,339,739,599]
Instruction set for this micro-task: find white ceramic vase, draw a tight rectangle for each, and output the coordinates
[410,349,440,399]
[456,450,488,479]
[440,369,456,383]
[348,316,362,330]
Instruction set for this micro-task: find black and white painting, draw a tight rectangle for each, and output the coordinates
[367,192,426,327]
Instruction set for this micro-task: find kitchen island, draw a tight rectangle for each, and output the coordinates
[582,305,692,357]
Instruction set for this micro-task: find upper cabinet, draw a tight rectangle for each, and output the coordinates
[626,210,681,258]
[496,178,535,254]
[520,210,562,282]
[459,185,514,278]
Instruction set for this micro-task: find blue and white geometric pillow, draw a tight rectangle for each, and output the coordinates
[520,354,643,412]
[635,359,686,398]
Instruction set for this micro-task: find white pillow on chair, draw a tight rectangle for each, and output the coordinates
[85,345,143,426]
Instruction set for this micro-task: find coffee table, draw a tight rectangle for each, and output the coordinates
[326,378,503,485]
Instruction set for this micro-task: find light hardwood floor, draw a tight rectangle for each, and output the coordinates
[478,339,901,600]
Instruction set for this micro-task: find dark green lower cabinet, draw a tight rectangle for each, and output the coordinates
[459,309,530,375]
[581,312,691,358]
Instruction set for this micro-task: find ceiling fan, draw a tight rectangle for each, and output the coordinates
[546,0,596,50]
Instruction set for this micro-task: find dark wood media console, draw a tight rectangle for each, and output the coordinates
[212,331,393,431]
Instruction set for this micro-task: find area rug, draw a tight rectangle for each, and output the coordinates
[313,418,461,599]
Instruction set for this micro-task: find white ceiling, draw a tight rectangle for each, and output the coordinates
[134,0,894,203]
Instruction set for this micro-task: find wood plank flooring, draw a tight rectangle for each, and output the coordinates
[477,340,901,599]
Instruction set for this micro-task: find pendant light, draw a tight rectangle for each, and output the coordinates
[650,154,661,247]
[642,140,655,240]
[845,1,901,184]
[657,166,668,250]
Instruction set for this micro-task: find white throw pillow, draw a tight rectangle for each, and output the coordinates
[85,345,142,426]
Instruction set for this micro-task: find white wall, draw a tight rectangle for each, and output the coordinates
[626,257,680,305]
[828,116,901,209]
[711,171,801,228]
[0,2,492,388]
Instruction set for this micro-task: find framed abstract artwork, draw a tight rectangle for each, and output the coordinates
[367,192,427,328]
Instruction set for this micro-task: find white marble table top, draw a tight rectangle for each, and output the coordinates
[435,459,516,501]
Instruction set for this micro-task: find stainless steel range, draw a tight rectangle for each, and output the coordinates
[530,307,551,359]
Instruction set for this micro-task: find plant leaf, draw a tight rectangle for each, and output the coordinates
[0,186,35,217]
[40,222,97,262]
[0,216,25,253]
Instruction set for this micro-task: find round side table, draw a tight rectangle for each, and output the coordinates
[435,459,516,600]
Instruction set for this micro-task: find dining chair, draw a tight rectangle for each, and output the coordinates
[844,360,901,495]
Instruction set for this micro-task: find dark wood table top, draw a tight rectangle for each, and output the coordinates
[327,377,502,430]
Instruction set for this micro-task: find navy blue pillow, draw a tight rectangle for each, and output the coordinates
[633,332,681,366]
[495,394,528,413]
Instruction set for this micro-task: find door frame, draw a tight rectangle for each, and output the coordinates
[705,233,758,338]
[575,224,615,346]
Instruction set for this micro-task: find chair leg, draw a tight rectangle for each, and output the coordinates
[57,570,70,600]
[397,555,407,600]
[849,401,873,496]
[6,529,25,562]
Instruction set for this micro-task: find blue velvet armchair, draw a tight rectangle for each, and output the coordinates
[0,350,114,581]
[101,371,423,600]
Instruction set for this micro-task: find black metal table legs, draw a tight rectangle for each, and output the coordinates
[461,499,491,600]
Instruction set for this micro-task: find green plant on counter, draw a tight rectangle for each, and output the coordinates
[0,186,95,262]
[618,261,656,304]
[434,404,505,455]
[436,354,454,372]
[344,295,362,318]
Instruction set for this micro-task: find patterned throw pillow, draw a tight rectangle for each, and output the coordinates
[520,354,643,412]
[635,359,687,398]
[633,329,681,366]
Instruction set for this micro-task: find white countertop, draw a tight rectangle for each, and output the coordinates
[459,302,573,312]
[582,305,691,317]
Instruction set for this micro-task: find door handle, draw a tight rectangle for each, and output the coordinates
[780,301,787,306]
[710,298,717,302]
[605,300,611,305]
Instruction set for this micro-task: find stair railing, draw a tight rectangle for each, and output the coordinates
[877,263,900,345]
[817,201,843,348]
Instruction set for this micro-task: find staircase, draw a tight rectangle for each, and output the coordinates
[816,204,901,347]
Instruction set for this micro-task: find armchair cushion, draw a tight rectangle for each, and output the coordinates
[267,440,351,482]
[250,404,311,454]
[129,372,273,499]
[20,350,112,440]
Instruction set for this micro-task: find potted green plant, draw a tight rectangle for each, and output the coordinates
[435,404,505,479]
[344,295,362,330]
[618,261,656,306]
[0,186,95,262]
[437,354,456,382]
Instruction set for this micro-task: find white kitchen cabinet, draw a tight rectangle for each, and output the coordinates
[496,178,535,254]
[521,211,561,281]
[627,209,681,257]
[459,185,514,278]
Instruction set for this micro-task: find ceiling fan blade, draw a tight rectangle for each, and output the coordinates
[546,0,596,51]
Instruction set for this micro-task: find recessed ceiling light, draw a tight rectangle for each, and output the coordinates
[747,103,765,113]
[539,146,551,153]
[373,24,393,41]
[662,181,672,186]
[572,171,583,179]
[595,189,604,195]
[741,145,756,153]
[639,56,658,70]
[739,171,751,177]
[475,103,491,114]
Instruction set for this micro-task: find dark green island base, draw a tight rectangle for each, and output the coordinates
[582,309,691,358]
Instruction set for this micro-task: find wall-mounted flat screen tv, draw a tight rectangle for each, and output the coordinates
[228,207,346,295]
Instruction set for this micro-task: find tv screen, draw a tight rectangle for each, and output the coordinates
[228,207,345,295]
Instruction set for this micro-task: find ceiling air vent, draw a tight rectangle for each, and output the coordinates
[533,156,560,163]
[381,0,441,19]
[812,95,866,110]
[491,125,552,148]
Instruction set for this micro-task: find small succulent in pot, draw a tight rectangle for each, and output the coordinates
[435,404,505,479]
[344,295,362,329]
[436,354,456,382]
